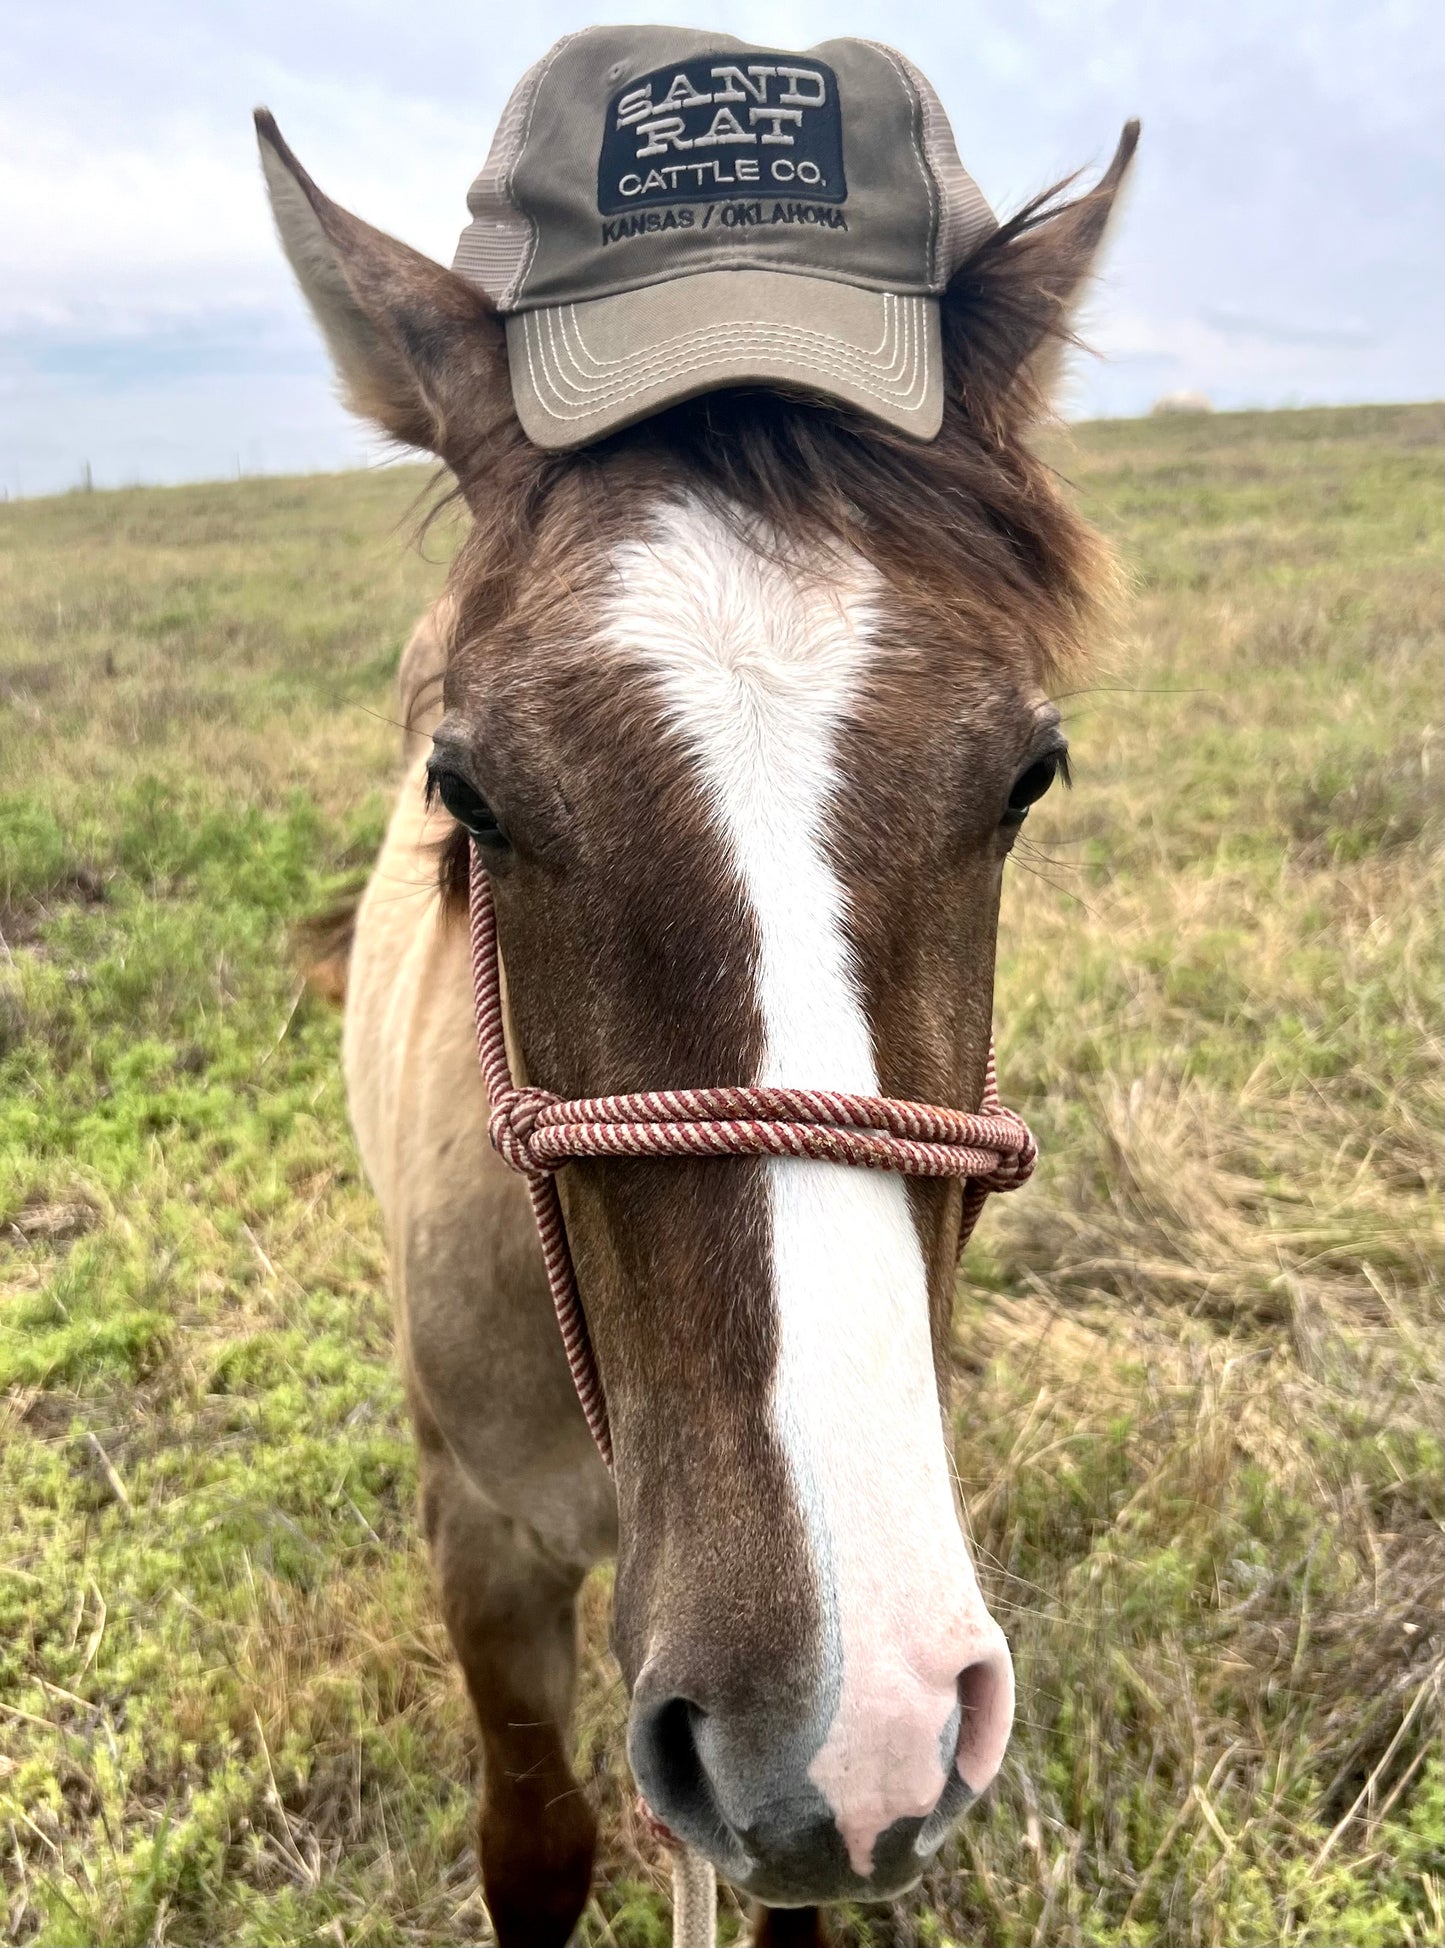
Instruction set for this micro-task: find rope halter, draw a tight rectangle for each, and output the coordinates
[467,844,1037,1469]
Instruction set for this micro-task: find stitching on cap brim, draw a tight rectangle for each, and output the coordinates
[528,292,927,408]
[550,291,922,390]
[509,289,942,449]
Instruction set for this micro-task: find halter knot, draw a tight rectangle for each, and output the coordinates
[488,1086,561,1175]
[980,1132,1038,1191]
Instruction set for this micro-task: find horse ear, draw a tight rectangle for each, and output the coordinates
[943,121,1139,435]
[254,109,511,474]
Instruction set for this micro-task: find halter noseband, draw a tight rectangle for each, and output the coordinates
[467,844,1037,1469]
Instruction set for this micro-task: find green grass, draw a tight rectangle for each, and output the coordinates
[2,405,1441,1946]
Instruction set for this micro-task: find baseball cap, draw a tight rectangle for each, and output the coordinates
[452,27,996,449]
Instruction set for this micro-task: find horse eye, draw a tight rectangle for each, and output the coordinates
[1002,752,1066,827]
[426,765,509,848]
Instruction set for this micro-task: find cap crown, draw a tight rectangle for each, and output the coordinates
[454,28,994,312]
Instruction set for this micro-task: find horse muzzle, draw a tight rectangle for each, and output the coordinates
[627,1629,1014,1905]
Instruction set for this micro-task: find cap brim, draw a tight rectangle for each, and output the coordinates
[505,268,943,451]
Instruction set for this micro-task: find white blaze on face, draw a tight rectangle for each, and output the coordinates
[606,497,1012,1880]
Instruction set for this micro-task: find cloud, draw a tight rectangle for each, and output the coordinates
[1199,310,1377,351]
[3,0,1441,494]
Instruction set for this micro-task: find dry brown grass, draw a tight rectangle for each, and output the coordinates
[2,405,1440,1945]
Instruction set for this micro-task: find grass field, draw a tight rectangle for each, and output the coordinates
[1,403,1441,1947]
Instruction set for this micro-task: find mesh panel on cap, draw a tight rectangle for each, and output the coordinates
[452,43,565,308]
[891,51,997,283]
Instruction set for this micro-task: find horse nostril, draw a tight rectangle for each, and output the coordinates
[629,1691,722,1838]
[954,1649,1015,1797]
[628,1688,762,1882]
[646,1696,707,1814]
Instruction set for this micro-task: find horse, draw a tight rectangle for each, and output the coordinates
[257,105,1134,1948]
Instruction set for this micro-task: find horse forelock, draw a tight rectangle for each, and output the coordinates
[429,386,1106,934]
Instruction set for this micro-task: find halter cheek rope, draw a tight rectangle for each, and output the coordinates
[466,843,1038,1935]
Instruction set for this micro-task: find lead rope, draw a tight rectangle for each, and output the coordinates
[670,1845,719,1945]
[466,845,1038,1945]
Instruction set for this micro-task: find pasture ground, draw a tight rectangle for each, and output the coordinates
[1,403,1441,1946]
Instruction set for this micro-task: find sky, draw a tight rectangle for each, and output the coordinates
[2,0,1441,496]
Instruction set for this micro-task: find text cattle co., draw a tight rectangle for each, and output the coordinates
[597,57,847,216]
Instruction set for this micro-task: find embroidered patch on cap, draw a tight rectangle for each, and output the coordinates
[452,26,1005,446]
[597,54,847,216]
